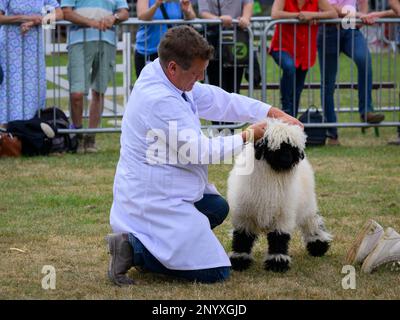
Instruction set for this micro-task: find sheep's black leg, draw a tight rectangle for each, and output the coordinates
[229,229,257,271]
[264,230,291,272]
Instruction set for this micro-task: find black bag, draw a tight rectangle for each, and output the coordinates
[36,107,77,153]
[206,0,250,67]
[298,106,327,146]
[6,118,53,156]
[207,27,250,66]
[222,29,250,67]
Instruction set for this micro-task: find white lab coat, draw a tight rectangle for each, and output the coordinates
[110,59,271,270]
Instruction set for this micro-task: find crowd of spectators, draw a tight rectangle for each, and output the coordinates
[0,0,399,147]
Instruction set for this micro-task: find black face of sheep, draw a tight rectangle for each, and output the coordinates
[254,139,305,172]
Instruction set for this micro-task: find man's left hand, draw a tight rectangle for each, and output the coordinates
[101,15,116,30]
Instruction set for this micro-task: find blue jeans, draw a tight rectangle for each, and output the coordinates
[128,194,230,283]
[318,27,373,139]
[270,50,308,117]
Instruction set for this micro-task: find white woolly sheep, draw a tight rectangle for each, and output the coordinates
[227,119,332,272]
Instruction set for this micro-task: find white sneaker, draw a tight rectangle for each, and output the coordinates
[361,227,400,273]
[345,219,384,265]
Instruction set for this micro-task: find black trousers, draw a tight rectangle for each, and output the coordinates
[134,51,159,79]
[207,60,244,127]
[207,60,244,94]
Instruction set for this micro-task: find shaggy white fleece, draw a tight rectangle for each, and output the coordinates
[227,119,332,244]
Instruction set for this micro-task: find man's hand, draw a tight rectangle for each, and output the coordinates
[267,107,304,129]
[238,16,250,29]
[88,19,103,30]
[242,121,267,143]
[220,15,233,27]
[101,15,116,30]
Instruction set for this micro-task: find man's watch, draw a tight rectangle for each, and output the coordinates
[113,13,121,23]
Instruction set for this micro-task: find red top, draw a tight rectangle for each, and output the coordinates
[270,0,319,70]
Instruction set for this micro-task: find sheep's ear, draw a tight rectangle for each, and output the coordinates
[254,139,265,160]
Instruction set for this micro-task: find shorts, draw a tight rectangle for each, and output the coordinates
[68,41,116,95]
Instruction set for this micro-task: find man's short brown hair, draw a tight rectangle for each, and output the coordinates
[158,25,214,70]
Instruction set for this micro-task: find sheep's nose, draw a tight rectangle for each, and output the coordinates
[280,150,293,165]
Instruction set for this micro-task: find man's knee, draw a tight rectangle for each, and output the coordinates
[71,92,84,105]
[214,196,229,226]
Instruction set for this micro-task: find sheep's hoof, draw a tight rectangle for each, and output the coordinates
[264,257,290,273]
[307,240,330,257]
[230,255,253,271]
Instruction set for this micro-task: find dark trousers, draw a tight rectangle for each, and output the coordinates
[317,27,373,139]
[128,194,231,283]
[135,51,159,79]
[207,61,244,128]
[270,50,308,118]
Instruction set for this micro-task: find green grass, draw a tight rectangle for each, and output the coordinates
[0,128,399,299]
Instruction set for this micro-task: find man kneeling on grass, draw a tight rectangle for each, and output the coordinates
[106,25,303,285]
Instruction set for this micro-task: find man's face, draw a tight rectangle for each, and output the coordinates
[167,58,209,92]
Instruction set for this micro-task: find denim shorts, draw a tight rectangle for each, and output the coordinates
[68,41,116,94]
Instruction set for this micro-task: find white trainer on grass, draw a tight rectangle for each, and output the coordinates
[361,227,400,273]
[346,219,384,265]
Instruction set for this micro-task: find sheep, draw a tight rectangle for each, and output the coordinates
[227,119,332,272]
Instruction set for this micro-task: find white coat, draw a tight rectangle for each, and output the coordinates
[110,59,270,270]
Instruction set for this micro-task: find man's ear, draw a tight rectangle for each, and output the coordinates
[167,61,178,76]
[254,139,266,160]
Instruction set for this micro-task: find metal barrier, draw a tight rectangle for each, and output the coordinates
[44,18,256,133]
[260,18,400,129]
[1,17,399,134]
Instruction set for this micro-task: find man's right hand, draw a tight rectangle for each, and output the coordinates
[89,19,106,31]
[242,121,267,143]
[267,107,304,129]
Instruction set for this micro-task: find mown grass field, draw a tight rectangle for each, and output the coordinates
[0,126,399,300]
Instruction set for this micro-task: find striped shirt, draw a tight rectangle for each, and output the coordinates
[61,0,128,46]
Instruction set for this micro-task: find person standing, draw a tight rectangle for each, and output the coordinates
[317,0,386,146]
[198,0,253,95]
[0,1,63,126]
[270,0,337,117]
[135,0,196,78]
[61,0,129,153]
